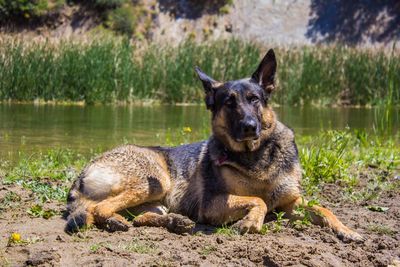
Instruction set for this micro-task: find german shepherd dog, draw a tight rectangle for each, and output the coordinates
[65,50,363,242]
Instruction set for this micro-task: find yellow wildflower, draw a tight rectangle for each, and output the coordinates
[183,127,192,133]
[10,232,21,242]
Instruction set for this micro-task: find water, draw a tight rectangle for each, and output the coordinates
[0,104,398,160]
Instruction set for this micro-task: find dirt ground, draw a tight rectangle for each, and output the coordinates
[0,181,399,267]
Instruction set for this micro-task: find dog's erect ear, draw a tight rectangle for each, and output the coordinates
[251,49,277,95]
[195,67,222,109]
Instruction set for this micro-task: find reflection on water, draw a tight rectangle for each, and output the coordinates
[0,104,398,159]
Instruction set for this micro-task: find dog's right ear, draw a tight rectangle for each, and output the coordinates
[195,67,222,109]
[251,49,277,96]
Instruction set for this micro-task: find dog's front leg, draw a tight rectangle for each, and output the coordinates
[281,197,365,242]
[201,194,267,234]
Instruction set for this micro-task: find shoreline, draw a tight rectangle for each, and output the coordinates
[0,100,396,109]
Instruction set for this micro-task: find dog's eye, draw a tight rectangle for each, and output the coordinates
[225,96,235,107]
[249,96,259,104]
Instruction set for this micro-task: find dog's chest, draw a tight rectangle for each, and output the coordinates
[219,165,276,198]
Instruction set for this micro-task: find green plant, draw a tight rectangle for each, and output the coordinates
[93,0,126,8]
[291,198,318,230]
[260,224,269,235]
[0,191,21,213]
[27,204,58,219]
[300,130,353,196]
[214,225,239,237]
[71,225,94,242]
[106,6,136,36]
[219,5,230,14]
[298,129,400,201]
[7,233,43,247]
[0,0,63,21]
[199,245,217,256]
[272,211,286,232]
[90,242,112,252]
[366,205,389,212]
[3,149,89,203]
[367,223,396,236]
[118,238,157,254]
[0,38,399,105]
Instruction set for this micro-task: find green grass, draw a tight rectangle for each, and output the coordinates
[299,130,400,201]
[117,238,157,254]
[0,191,21,214]
[199,245,217,256]
[0,0,63,21]
[0,129,398,207]
[0,37,399,105]
[367,223,397,236]
[89,242,112,253]
[1,149,89,203]
[27,204,58,219]
[88,239,156,254]
[214,225,239,237]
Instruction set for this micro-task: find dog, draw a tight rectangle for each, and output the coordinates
[65,49,363,242]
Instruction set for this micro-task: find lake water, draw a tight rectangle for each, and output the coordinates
[0,104,398,160]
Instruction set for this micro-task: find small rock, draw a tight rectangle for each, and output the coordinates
[388,259,400,267]
[225,24,233,33]
[377,242,388,250]
[26,250,60,266]
[216,237,223,244]
[76,232,84,239]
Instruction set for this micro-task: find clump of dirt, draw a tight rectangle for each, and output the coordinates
[0,180,399,266]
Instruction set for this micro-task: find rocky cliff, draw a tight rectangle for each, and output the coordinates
[1,0,399,48]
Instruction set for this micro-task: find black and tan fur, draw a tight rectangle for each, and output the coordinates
[65,50,363,242]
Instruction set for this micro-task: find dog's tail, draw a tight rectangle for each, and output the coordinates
[64,178,94,234]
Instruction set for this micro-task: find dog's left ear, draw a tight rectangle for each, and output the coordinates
[251,49,277,95]
[195,67,222,109]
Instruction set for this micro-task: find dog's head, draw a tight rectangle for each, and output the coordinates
[196,49,277,152]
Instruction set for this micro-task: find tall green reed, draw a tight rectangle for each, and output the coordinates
[0,37,398,105]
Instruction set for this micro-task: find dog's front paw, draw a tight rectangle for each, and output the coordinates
[166,213,195,234]
[104,217,130,232]
[337,229,365,243]
[232,218,262,234]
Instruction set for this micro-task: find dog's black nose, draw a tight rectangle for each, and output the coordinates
[242,119,257,134]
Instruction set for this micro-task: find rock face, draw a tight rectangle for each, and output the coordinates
[152,0,399,47]
[1,0,399,47]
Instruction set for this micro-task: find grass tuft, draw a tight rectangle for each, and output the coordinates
[118,238,157,254]
[367,223,396,236]
[214,225,239,237]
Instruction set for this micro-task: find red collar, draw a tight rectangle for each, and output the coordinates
[216,152,228,166]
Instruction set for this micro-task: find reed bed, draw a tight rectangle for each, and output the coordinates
[0,37,398,105]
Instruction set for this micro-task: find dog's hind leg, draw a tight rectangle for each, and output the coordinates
[92,178,170,232]
[280,197,365,242]
[132,203,195,234]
